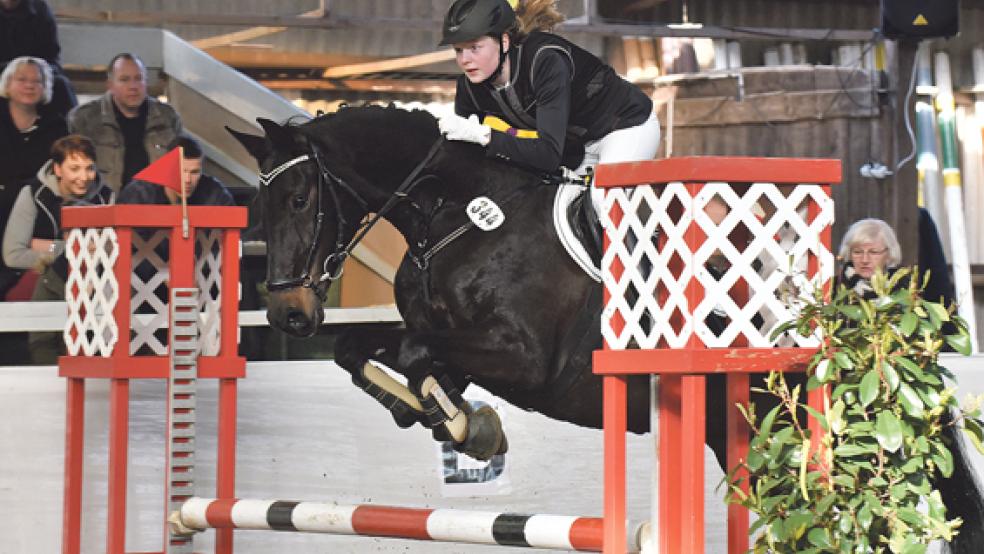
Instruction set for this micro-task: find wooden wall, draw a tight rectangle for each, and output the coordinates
[653,65,918,262]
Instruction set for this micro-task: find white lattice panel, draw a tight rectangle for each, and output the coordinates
[64,228,120,356]
[600,181,834,350]
[195,229,223,356]
[130,229,170,355]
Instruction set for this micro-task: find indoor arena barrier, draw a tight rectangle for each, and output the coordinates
[592,156,841,553]
[170,497,645,552]
[59,205,247,554]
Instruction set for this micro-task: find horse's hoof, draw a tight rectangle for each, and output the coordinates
[457,405,507,461]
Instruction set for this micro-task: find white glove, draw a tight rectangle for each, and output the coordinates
[439,114,491,146]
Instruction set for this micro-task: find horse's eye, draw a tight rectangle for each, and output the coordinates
[291,193,307,210]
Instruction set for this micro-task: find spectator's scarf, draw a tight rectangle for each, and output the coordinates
[839,262,900,301]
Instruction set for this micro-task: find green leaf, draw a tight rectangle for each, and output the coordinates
[898,383,925,418]
[882,362,900,392]
[759,404,781,437]
[875,411,903,453]
[924,301,950,323]
[815,358,833,382]
[899,310,918,335]
[963,419,984,456]
[838,304,863,321]
[834,350,853,370]
[857,503,873,529]
[859,370,880,408]
[807,527,833,548]
[933,443,955,478]
[784,511,814,540]
[945,332,972,355]
[834,443,873,457]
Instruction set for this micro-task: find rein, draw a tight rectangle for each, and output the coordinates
[262,136,444,299]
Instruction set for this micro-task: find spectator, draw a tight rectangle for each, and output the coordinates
[117,135,234,206]
[0,0,77,117]
[68,53,182,192]
[2,134,112,362]
[837,218,902,300]
[0,55,67,297]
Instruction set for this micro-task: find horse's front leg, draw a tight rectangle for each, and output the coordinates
[336,325,535,461]
[333,328,430,429]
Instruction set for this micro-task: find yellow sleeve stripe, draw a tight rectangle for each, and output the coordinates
[482,115,539,139]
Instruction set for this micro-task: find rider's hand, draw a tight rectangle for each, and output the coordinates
[438,114,491,146]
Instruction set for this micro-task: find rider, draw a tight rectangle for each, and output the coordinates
[436,0,660,178]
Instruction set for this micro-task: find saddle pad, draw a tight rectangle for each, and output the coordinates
[552,184,601,282]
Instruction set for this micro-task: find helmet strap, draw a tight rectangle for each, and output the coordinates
[484,35,509,86]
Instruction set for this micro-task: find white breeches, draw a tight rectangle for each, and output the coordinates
[575,111,661,175]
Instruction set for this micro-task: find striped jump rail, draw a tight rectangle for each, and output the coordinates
[171,497,646,552]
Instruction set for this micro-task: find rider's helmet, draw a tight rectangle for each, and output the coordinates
[439,0,517,46]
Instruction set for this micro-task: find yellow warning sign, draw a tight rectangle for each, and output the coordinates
[913,14,929,26]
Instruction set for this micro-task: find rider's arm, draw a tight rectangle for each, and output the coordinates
[485,51,573,173]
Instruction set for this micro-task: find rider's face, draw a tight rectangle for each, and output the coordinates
[453,34,508,84]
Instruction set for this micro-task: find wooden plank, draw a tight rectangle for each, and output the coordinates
[322,50,455,78]
[662,89,879,126]
[204,47,378,69]
[53,8,876,40]
[258,78,455,94]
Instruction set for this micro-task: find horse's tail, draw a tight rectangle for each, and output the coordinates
[939,410,984,553]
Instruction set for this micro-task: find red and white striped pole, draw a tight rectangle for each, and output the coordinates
[172,497,645,552]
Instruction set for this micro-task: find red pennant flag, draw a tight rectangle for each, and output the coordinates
[133,147,182,193]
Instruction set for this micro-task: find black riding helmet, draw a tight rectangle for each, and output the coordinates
[439,0,517,46]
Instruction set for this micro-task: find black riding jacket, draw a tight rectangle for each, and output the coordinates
[454,31,652,172]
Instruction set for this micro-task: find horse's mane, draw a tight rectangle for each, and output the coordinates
[293,104,438,144]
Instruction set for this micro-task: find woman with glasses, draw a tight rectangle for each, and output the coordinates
[838,218,902,300]
[837,217,955,311]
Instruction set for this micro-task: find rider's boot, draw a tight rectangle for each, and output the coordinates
[351,362,426,428]
[415,375,508,461]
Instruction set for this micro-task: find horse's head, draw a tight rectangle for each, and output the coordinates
[229,117,370,337]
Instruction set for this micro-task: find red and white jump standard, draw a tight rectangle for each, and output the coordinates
[60,205,247,554]
[592,156,841,553]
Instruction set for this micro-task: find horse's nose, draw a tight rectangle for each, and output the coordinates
[284,308,314,336]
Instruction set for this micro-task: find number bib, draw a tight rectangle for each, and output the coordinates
[466,196,505,231]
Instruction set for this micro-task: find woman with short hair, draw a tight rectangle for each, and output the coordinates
[0,55,67,296]
[838,218,902,288]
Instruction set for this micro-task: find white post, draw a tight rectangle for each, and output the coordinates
[934,51,979,352]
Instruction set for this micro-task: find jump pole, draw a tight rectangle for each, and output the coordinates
[171,497,646,552]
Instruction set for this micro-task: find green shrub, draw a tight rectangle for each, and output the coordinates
[726,268,984,553]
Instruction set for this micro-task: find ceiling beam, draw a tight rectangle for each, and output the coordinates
[55,8,876,41]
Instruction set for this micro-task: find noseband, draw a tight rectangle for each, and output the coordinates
[261,136,444,299]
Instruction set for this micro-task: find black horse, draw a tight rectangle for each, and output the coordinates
[229,105,983,552]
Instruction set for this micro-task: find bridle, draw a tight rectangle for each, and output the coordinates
[260,136,444,299]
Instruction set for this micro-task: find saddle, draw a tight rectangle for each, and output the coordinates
[550,177,603,282]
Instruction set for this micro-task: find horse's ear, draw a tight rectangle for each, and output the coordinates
[255,117,304,149]
[226,125,269,161]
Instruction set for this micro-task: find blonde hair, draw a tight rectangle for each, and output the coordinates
[838,218,902,267]
[0,56,54,105]
[512,0,565,38]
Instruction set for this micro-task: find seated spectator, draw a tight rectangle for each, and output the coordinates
[0,55,67,297]
[68,53,182,192]
[0,0,76,117]
[117,135,234,206]
[2,134,113,362]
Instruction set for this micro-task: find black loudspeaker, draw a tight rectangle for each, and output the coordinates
[881,0,959,39]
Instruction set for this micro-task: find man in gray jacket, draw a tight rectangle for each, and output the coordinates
[67,52,182,192]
